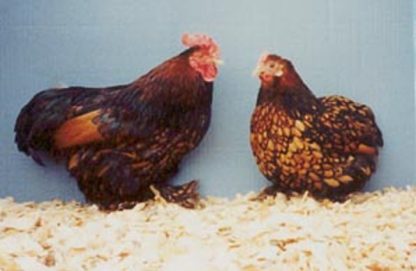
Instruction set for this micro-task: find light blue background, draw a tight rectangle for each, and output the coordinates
[0,1,414,202]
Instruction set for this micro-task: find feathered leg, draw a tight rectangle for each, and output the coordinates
[67,146,200,210]
[154,180,199,208]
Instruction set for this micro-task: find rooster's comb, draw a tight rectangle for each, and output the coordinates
[181,33,219,55]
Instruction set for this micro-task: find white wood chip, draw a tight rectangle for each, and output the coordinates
[0,187,415,270]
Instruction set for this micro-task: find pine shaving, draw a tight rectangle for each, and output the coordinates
[0,187,415,270]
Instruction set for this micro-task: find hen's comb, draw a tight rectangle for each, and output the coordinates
[181,33,219,54]
[258,51,270,64]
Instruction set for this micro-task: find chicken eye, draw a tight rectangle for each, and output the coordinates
[269,63,275,68]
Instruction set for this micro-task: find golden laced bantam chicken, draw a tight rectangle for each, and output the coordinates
[15,33,222,210]
[250,53,383,200]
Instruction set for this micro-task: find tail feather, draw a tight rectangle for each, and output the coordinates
[14,98,48,165]
[14,84,126,163]
[15,82,133,165]
[331,154,377,199]
[375,125,384,147]
[14,87,85,161]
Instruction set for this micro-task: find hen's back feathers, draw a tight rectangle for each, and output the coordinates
[318,95,383,150]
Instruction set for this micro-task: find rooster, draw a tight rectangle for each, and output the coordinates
[15,33,221,210]
[250,53,383,200]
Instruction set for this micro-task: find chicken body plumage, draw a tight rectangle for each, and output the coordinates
[15,34,221,209]
[251,54,383,199]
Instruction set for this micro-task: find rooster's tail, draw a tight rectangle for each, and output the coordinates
[14,87,85,164]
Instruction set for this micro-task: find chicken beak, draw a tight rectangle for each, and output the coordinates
[252,64,262,77]
[253,51,269,77]
[213,58,224,65]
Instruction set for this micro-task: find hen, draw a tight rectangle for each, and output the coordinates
[15,33,221,210]
[250,54,383,200]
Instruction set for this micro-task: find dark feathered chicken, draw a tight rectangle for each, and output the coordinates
[250,54,383,200]
[15,33,221,210]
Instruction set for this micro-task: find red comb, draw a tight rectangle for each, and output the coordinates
[258,51,270,64]
[181,33,219,54]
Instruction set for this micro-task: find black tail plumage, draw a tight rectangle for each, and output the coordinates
[14,87,87,163]
[14,85,126,164]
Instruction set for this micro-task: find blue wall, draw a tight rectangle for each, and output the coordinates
[0,1,414,202]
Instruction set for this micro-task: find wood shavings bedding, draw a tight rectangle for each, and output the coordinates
[0,187,415,271]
